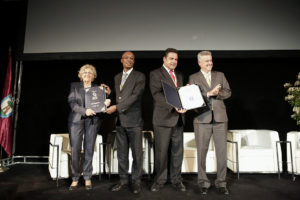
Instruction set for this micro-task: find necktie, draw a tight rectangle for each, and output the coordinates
[169,70,177,87]
[204,73,211,87]
[120,73,128,90]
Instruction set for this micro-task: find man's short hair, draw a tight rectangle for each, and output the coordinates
[197,51,212,60]
[164,48,178,57]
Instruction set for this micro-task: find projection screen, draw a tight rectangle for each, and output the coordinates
[23,0,300,54]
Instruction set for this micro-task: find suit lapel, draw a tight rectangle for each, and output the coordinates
[160,67,177,88]
[196,71,209,89]
[116,72,122,92]
[211,71,216,88]
[120,69,135,91]
[79,82,86,105]
[174,71,182,87]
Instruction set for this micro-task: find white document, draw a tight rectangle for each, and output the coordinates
[178,84,205,110]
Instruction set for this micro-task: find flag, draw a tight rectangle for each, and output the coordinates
[0,52,13,156]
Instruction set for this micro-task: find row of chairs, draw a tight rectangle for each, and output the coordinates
[49,130,300,181]
[48,131,154,180]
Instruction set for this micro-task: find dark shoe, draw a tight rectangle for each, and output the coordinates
[69,181,79,191]
[132,183,141,194]
[150,183,163,192]
[111,183,127,192]
[172,182,186,192]
[199,187,208,195]
[218,187,229,195]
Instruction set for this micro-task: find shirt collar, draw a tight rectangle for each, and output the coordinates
[163,65,174,73]
[201,70,211,77]
[123,67,133,75]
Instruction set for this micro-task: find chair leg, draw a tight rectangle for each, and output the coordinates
[287,141,296,181]
[99,143,101,181]
[276,141,281,179]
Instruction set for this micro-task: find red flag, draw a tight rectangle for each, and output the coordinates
[0,53,13,156]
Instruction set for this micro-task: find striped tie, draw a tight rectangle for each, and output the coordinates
[120,73,128,90]
[204,73,211,87]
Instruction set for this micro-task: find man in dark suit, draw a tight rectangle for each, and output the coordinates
[149,48,186,192]
[106,51,146,194]
[189,51,231,195]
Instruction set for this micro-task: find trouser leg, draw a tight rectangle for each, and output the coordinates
[128,126,143,184]
[212,122,227,188]
[194,123,213,188]
[69,121,84,181]
[116,126,130,184]
[82,118,98,180]
[153,126,172,185]
[169,125,184,184]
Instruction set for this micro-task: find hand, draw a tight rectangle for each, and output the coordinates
[208,84,221,96]
[175,107,187,114]
[85,108,96,116]
[104,99,111,107]
[106,105,117,114]
[101,83,111,94]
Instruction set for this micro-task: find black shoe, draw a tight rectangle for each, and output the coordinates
[132,183,141,194]
[218,187,229,195]
[172,182,186,192]
[150,183,163,192]
[69,185,79,191]
[111,183,127,192]
[199,187,208,195]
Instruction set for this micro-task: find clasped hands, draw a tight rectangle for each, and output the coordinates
[207,84,221,97]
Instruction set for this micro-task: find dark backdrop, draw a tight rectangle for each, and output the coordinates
[14,57,299,155]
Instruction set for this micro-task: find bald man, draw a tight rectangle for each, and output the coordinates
[106,51,146,194]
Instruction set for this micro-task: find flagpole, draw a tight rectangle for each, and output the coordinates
[11,55,19,154]
[12,61,23,157]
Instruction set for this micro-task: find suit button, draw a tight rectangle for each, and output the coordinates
[119,97,122,100]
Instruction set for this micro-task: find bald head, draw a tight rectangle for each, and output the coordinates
[121,51,135,72]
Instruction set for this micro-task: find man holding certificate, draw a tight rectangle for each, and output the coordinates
[150,48,186,192]
[189,51,231,195]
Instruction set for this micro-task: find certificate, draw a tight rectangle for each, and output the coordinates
[85,86,107,113]
[162,81,206,110]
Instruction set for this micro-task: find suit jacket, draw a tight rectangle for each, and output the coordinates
[150,66,185,127]
[114,69,145,127]
[189,70,231,123]
[68,82,101,123]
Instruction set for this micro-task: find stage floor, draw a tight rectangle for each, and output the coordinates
[0,164,299,200]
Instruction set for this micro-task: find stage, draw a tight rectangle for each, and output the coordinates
[0,164,299,200]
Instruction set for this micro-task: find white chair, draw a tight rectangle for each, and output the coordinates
[182,132,217,173]
[106,131,154,175]
[227,129,282,173]
[49,133,104,180]
[287,131,300,175]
